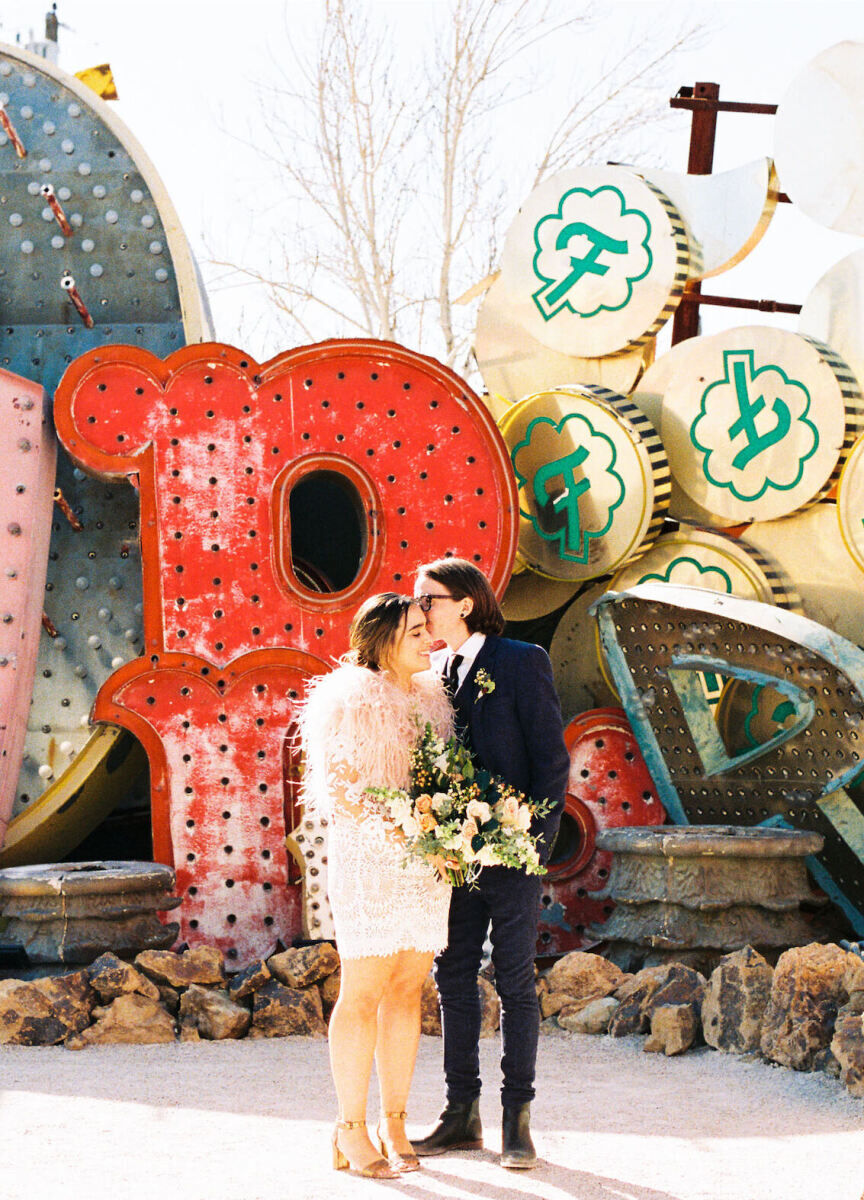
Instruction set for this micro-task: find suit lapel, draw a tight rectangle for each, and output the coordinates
[456,638,497,736]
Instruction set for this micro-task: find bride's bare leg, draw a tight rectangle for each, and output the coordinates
[330,954,394,1168]
[375,949,434,1155]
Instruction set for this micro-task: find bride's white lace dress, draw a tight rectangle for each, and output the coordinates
[300,664,454,959]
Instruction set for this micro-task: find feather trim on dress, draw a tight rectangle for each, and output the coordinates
[299,664,453,819]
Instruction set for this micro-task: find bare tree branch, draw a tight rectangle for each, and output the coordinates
[207,0,705,380]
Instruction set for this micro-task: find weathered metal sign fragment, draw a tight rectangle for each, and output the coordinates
[0,41,210,860]
[657,327,863,525]
[500,384,669,582]
[593,583,864,932]
[498,167,690,358]
[53,339,518,963]
[537,707,666,955]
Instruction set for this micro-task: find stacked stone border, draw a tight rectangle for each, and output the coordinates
[536,942,864,1100]
[4,937,862,1103]
[0,942,501,1048]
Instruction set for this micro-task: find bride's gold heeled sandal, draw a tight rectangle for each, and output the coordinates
[376,1110,420,1172]
[332,1119,399,1179]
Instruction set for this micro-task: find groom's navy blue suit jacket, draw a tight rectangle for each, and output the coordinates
[452,635,570,864]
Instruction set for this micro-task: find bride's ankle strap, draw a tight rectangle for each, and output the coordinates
[383,1110,407,1120]
[337,1119,367,1130]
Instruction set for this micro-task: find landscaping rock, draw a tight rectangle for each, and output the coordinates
[420,973,499,1036]
[844,990,864,1015]
[249,980,326,1038]
[760,943,850,1070]
[831,1009,864,1096]
[33,970,96,1038]
[87,952,160,1002]
[267,943,339,988]
[644,1004,699,1056]
[479,975,501,1036]
[813,1044,842,1078]
[320,968,340,1017]
[179,984,251,1040]
[539,1015,571,1037]
[540,989,578,1019]
[651,965,706,1015]
[545,951,629,1008]
[157,984,179,1014]
[609,963,704,1037]
[702,946,773,1054]
[227,959,271,1001]
[0,979,66,1045]
[421,973,442,1035]
[842,955,864,1013]
[844,954,864,994]
[135,946,225,988]
[558,996,619,1035]
[66,992,176,1048]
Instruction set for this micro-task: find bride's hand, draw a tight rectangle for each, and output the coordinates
[429,854,451,881]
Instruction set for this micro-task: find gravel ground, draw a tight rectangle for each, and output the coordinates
[0,1032,862,1200]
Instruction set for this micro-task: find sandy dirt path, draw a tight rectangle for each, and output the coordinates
[0,1032,862,1200]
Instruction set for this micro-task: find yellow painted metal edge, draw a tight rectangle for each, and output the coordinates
[0,725,147,867]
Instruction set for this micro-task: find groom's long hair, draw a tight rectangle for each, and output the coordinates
[416,557,505,637]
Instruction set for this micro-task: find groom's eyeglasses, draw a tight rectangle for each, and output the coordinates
[416,593,457,613]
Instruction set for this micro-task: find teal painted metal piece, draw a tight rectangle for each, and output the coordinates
[592,582,864,924]
[665,659,814,778]
[760,812,864,936]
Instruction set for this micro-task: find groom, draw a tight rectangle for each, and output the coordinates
[412,557,570,1169]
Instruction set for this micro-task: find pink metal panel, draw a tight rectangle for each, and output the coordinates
[0,369,55,845]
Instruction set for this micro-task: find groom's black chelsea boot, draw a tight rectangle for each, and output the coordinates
[412,1098,483,1156]
[500,1102,537,1169]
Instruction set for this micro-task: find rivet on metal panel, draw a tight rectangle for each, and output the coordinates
[0,104,26,157]
[39,183,72,237]
[60,273,94,328]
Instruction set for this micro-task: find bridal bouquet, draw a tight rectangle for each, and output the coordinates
[366,722,552,887]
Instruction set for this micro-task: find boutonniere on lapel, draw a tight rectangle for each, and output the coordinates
[474,669,496,702]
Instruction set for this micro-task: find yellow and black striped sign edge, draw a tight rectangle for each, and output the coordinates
[628,176,693,352]
[801,334,864,506]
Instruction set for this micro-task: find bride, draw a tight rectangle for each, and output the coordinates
[300,593,453,1179]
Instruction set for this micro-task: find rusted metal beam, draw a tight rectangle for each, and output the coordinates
[678,292,802,315]
[671,93,778,116]
[670,82,799,342]
[671,82,719,343]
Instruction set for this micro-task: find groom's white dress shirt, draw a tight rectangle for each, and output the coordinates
[431,631,486,692]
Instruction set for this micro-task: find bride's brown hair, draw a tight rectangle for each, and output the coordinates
[348,593,415,671]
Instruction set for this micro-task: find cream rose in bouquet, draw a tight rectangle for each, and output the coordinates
[366,722,552,887]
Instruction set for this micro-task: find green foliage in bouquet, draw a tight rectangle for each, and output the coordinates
[367,722,553,887]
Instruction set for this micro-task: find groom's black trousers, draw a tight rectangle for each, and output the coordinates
[433,866,542,1108]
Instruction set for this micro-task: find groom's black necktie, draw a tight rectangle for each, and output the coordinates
[444,653,464,698]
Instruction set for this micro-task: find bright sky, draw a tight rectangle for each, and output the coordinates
[2,0,864,358]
